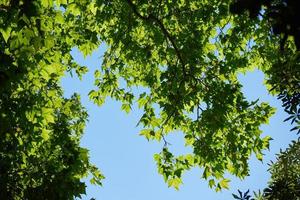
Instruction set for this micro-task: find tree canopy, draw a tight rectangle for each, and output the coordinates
[0,0,103,199]
[0,0,299,199]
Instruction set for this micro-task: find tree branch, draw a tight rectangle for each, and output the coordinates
[126,0,187,77]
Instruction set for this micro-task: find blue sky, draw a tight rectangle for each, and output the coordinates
[62,46,298,200]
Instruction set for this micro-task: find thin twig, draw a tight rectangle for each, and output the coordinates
[159,109,176,147]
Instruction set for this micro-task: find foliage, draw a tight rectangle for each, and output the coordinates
[230,0,300,199]
[232,189,251,200]
[230,0,300,134]
[230,0,300,50]
[0,0,103,199]
[232,190,264,200]
[89,0,279,191]
[262,140,300,200]
[232,140,300,200]
[268,52,300,134]
[0,0,297,197]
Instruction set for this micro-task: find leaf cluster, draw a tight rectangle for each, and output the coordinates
[0,0,295,196]
[88,0,277,190]
[0,0,103,198]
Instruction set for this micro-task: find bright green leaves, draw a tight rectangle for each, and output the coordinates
[148,78,275,190]
[209,179,216,188]
[154,146,233,191]
[41,107,55,124]
[253,135,273,161]
[41,0,53,8]
[41,129,51,140]
[78,41,99,57]
[154,148,190,190]
[67,3,82,16]
[0,0,281,196]
[55,0,68,6]
[203,166,212,180]
[88,0,277,191]
[87,2,98,16]
[89,89,105,106]
[0,0,103,198]
[121,103,131,114]
[218,179,230,190]
[0,26,12,42]
[139,129,162,141]
[89,165,105,186]
[168,178,183,190]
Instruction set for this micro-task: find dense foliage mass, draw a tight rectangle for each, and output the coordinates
[0,0,103,199]
[231,0,300,50]
[232,140,300,200]
[230,0,300,134]
[230,0,300,199]
[0,0,299,199]
[263,140,300,199]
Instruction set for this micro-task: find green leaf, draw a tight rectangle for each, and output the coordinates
[121,103,131,114]
[41,129,51,140]
[94,70,101,78]
[41,0,51,8]
[255,152,263,161]
[139,129,152,140]
[208,179,216,188]
[203,166,211,179]
[67,3,81,16]
[219,179,230,189]
[56,0,67,6]
[79,42,98,57]
[168,177,182,190]
[0,27,12,43]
